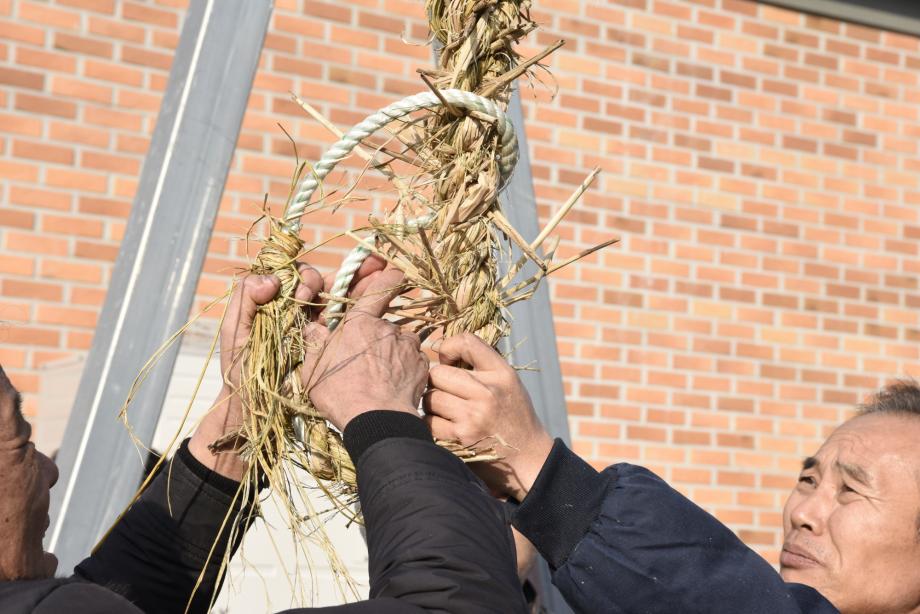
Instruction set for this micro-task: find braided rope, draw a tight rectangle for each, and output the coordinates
[288,90,520,445]
[284,89,519,328]
[283,89,518,233]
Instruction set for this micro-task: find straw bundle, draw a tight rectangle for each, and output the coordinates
[201,0,616,591]
[219,0,618,512]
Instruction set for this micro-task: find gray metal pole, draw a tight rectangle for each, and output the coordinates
[498,86,576,614]
[47,0,273,573]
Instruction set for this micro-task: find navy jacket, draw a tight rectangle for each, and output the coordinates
[1,412,526,613]
[512,439,839,614]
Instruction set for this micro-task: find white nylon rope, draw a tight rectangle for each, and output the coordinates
[281,89,519,329]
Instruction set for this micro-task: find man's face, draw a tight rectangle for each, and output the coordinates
[0,365,58,580]
[781,413,920,613]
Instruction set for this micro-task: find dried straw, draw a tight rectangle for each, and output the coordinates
[184,0,616,603]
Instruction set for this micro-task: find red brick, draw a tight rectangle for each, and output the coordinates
[40,259,103,283]
[0,20,44,45]
[45,168,108,192]
[0,66,44,90]
[15,93,77,118]
[273,55,323,79]
[121,45,173,70]
[11,140,74,165]
[81,151,140,174]
[19,2,80,28]
[36,305,97,328]
[0,326,59,347]
[84,59,144,86]
[54,0,114,15]
[0,209,35,229]
[122,2,178,27]
[0,160,39,182]
[16,48,78,73]
[83,105,143,130]
[54,32,113,58]
[2,280,62,302]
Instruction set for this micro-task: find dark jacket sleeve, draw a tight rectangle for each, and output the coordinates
[512,439,839,614]
[73,439,250,614]
[66,414,525,614]
[0,577,142,614]
[281,411,528,614]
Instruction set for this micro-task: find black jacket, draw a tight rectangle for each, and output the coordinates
[512,439,839,614]
[1,411,526,613]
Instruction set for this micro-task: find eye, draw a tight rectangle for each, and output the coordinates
[798,475,816,487]
[840,483,858,495]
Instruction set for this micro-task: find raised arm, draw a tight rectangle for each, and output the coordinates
[288,271,527,614]
[425,333,837,614]
[73,268,328,613]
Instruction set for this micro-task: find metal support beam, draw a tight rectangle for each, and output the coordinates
[47,0,273,574]
[498,85,575,614]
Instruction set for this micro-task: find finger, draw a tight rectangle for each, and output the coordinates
[353,253,386,285]
[344,268,405,322]
[320,254,387,303]
[423,414,458,441]
[294,264,324,305]
[422,389,467,421]
[349,255,390,299]
[318,258,392,325]
[438,332,508,372]
[428,364,483,400]
[224,274,281,340]
[399,330,422,352]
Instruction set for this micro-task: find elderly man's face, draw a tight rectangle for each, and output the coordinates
[0,366,58,580]
[781,413,920,613]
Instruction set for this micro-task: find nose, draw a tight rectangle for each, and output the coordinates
[41,453,59,489]
[787,488,829,535]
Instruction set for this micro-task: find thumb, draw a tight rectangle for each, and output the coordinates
[438,332,507,372]
[223,274,280,341]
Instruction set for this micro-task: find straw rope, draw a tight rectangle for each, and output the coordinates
[279,88,521,331]
[282,89,519,233]
[134,0,619,605]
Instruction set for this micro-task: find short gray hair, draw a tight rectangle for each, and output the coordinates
[858,379,920,417]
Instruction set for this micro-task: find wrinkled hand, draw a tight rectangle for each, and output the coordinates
[302,269,428,431]
[188,257,387,480]
[424,332,553,501]
[188,266,322,479]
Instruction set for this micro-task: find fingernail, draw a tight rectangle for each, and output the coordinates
[430,338,443,352]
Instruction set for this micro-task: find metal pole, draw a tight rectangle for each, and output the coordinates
[498,85,576,614]
[47,0,273,574]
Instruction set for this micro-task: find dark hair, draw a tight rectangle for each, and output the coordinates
[858,379,920,539]
[858,379,920,417]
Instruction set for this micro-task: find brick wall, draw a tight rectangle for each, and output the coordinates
[2,0,920,565]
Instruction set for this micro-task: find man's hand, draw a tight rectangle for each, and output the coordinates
[424,332,553,502]
[301,269,428,431]
[187,266,323,480]
[188,256,387,480]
